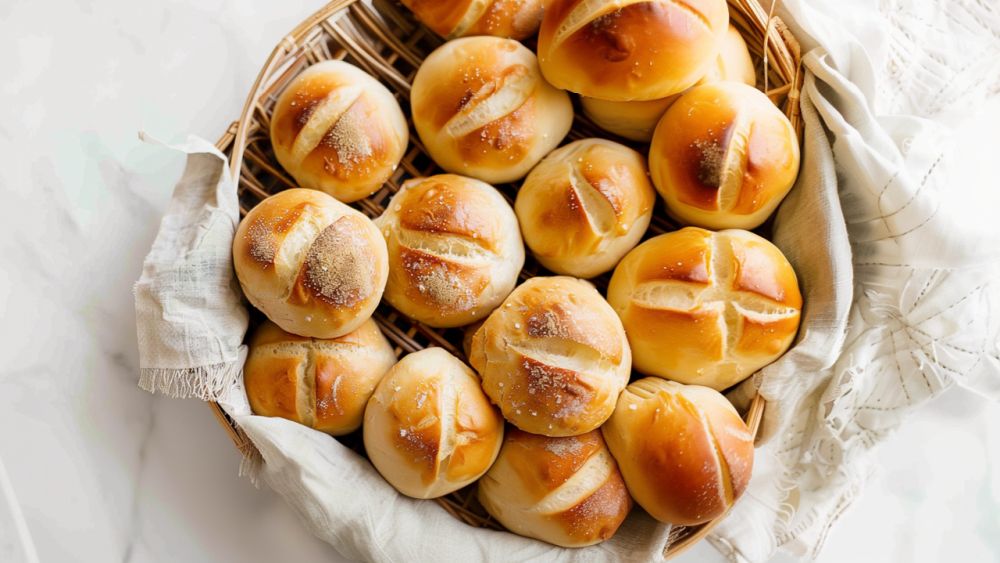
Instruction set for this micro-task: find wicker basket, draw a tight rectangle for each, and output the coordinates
[208,0,803,558]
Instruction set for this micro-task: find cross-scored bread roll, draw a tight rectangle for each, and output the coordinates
[411,36,573,184]
[649,81,800,230]
[401,0,549,40]
[270,60,408,202]
[607,227,801,390]
[244,319,396,435]
[580,25,756,142]
[515,139,654,278]
[468,277,631,437]
[363,348,504,499]
[478,429,632,547]
[602,378,754,525]
[233,188,389,339]
[375,174,525,327]
[538,0,729,101]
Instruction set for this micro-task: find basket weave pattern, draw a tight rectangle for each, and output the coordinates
[210,0,803,557]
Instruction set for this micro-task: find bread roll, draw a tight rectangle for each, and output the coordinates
[478,429,632,547]
[363,348,504,499]
[233,189,389,339]
[244,319,396,435]
[601,378,754,525]
[401,0,548,40]
[649,81,800,230]
[607,228,801,390]
[468,277,631,437]
[515,139,654,278]
[375,174,525,327]
[411,37,573,184]
[580,25,756,142]
[270,60,408,202]
[538,0,729,101]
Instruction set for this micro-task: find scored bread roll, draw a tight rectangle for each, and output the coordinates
[580,25,756,142]
[607,227,801,390]
[401,0,549,40]
[233,188,389,339]
[411,36,573,184]
[602,377,754,525]
[270,60,408,202]
[515,139,654,278]
[478,429,632,547]
[649,81,800,230]
[468,277,631,437]
[538,0,730,101]
[375,174,525,327]
[363,348,504,499]
[244,319,396,435]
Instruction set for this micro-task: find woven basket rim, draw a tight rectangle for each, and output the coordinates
[212,0,803,558]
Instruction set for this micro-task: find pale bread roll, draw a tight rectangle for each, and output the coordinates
[233,188,389,339]
[607,227,801,390]
[602,378,754,525]
[478,429,632,547]
[649,81,800,230]
[401,0,549,40]
[411,36,573,184]
[580,25,756,142]
[538,0,729,101]
[270,60,408,202]
[363,348,504,499]
[514,139,654,278]
[468,276,631,437]
[375,174,525,327]
[244,320,396,435]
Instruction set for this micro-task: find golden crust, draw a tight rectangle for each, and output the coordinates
[602,378,754,526]
[607,228,801,390]
[650,81,801,230]
[401,0,549,40]
[244,320,397,435]
[538,0,729,101]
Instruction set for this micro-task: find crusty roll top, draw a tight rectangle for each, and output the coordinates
[650,81,800,229]
[602,378,753,525]
[538,0,730,101]
[411,37,573,184]
[233,189,388,338]
[469,277,631,437]
[401,0,549,40]
[363,348,504,499]
[376,175,524,327]
[607,227,801,390]
[515,139,654,278]
[478,429,632,547]
[270,60,408,202]
[244,320,397,435]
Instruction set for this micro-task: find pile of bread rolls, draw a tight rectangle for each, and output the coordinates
[233,0,804,549]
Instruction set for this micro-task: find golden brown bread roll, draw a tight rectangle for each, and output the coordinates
[478,429,632,547]
[649,81,800,230]
[468,276,631,437]
[233,188,389,339]
[602,377,754,525]
[411,36,573,184]
[244,320,396,435]
[375,174,525,327]
[537,0,729,101]
[401,0,549,40]
[270,60,408,202]
[514,139,654,278]
[607,227,801,390]
[363,348,504,499]
[580,25,756,142]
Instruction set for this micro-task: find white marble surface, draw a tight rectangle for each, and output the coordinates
[0,1,996,562]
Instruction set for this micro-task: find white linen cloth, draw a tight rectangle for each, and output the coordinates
[133,0,1000,560]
